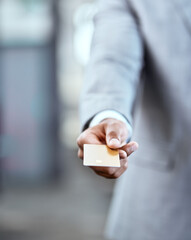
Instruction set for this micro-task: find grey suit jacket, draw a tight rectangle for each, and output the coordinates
[80,0,191,239]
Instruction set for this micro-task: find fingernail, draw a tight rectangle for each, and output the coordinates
[109,138,120,146]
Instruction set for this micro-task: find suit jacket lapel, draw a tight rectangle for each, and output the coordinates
[173,0,191,35]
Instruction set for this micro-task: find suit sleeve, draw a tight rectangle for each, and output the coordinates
[80,0,144,130]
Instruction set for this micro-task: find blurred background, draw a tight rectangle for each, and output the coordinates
[0,0,114,239]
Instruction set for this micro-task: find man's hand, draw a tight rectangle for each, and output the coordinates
[77,118,138,179]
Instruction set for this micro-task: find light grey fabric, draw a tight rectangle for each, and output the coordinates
[80,0,191,239]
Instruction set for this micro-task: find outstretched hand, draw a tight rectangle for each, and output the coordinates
[77,118,138,179]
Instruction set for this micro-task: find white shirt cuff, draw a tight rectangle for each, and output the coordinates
[89,110,132,141]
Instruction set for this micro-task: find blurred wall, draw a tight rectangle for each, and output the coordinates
[0,0,59,185]
[0,0,97,185]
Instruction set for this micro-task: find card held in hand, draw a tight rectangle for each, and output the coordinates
[83,144,120,167]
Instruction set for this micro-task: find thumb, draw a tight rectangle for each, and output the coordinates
[106,128,127,149]
[102,119,129,149]
[107,136,121,149]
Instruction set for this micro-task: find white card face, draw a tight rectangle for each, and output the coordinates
[83,144,120,167]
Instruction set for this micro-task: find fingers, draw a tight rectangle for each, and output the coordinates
[90,157,128,179]
[119,149,127,159]
[113,158,128,178]
[103,119,129,149]
[88,140,138,179]
[90,166,116,175]
[120,141,139,157]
